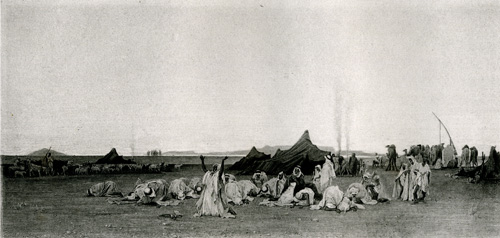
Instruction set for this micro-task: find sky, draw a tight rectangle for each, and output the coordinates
[2,0,500,155]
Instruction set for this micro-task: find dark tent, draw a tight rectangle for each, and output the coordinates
[95,148,136,164]
[480,146,500,180]
[251,130,331,175]
[229,147,271,173]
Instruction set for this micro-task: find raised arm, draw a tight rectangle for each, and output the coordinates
[219,156,228,180]
[200,155,207,173]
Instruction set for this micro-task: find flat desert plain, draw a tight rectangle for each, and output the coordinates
[2,167,500,238]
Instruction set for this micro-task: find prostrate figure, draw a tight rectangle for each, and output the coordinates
[194,155,236,218]
[259,171,286,200]
[188,177,203,196]
[237,180,260,203]
[125,178,169,205]
[310,185,364,213]
[225,174,243,205]
[169,178,198,200]
[87,181,123,197]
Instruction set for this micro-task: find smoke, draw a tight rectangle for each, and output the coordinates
[335,88,343,155]
[334,79,353,157]
[345,105,352,157]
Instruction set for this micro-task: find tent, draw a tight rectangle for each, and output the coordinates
[250,130,331,175]
[95,148,136,164]
[229,147,271,173]
[480,146,500,180]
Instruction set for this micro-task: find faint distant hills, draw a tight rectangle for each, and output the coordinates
[28,148,67,156]
[165,146,374,157]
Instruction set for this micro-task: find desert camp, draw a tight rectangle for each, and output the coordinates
[2,1,500,237]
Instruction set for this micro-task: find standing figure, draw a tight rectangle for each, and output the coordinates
[470,147,478,167]
[408,157,421,202]
[461,145,470,168]
[386,145,398,171]
[194,155,235,218]
[392,163,410,201]
[413,159,431,204]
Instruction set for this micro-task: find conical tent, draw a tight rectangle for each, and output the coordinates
[480,146,500,180]
[229,146,271,173]
[251,130,331,175]
[95,148,136,164]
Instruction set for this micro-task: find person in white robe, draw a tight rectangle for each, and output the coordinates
[259,171,286,199]
[310,185,365,212]
[408,157,421,202]
[318,154,336,194]
[225,178,243,205]
[188,177,203,195]
[392,163,410,200]
[345,183,377,205]
[87,181,123,197]
[312,165,322,192]
[194,155,235,218]
[169,178,198,200]
[413,159,431,204]
[372,174,390,202]
[125,178,169,205]
[237,180,260,203]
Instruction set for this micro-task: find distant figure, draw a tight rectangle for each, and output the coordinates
[194,155,236,218]
[337,154,345,174]
[460,145,470,168]
[470,146,478,167]
[386,145,398,171]
[349,153,360,177]
[373,153,381,168]
[87,181,123,197]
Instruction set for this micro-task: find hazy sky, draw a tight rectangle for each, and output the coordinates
[2,0,500,155]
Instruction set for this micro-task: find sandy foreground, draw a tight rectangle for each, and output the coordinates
[2,167,499,238]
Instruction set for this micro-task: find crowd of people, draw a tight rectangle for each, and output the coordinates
[86,153,435,219]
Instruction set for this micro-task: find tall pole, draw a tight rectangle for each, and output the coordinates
[439,123,441,145]
[432,112,457,155]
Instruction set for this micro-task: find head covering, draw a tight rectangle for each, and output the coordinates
[363,172,372,179]
[293,167,303,177]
